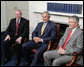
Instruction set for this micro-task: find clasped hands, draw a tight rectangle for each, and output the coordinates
[33,37,43,43]
[58,47,65,54]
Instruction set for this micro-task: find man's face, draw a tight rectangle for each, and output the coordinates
[42,13,49,23]
[68,18,78,29]
[15,11,22,19]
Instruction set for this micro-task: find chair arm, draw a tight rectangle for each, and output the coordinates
[66,53,77,66]
[47,41,52,51]
[24,38,27,43]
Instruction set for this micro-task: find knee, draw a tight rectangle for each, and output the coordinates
[22,41,30,48]
[22,43,26,48]
[22,41,30,49]
[22,42,30,53]
[43,51,49,59]
[52,59,60,66]
[22,43,28,52]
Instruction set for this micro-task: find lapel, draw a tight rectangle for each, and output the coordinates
[64,28,70,42]
[67,27,79,43]
[14,18,16,30]
[41,21,50,36]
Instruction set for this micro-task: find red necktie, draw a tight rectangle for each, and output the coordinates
[62,29,72,50]
[15,19,19,35]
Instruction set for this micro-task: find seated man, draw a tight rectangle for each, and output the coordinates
[3,9,29,66]
[22,11,57,66]
[43,15,83,66]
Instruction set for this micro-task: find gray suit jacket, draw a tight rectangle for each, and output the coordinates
[58,26,83,64]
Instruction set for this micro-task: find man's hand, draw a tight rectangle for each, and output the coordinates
[58,47,61,54]
[4,35,10,41]
[33,37,39,43]
[16,37,22,44]
[58,47,65,54]
[37,38,43,42]
[33,37,43,43]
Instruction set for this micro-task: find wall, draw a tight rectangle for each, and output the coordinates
[29,1,83,39]
[1,1,7,31]
[1,1,29,32]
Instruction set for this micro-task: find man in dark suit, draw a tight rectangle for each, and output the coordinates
[22,11,57,66]
[43,15,83,66]
[3,9,29,66]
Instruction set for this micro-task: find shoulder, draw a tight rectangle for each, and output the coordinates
[10,18,16,21]
[77,27,83,35]
[48,20,56,27]
[37,22,43,25]
[9,18,16,24]
[66,27,70,30]
[21,17,29,21]
[63,27,70,33]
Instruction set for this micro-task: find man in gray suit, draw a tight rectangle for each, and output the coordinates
[43,15,83,66]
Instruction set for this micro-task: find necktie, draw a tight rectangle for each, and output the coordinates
[62,29,72,50]
[41,23,46,35]
[15,19,19,35]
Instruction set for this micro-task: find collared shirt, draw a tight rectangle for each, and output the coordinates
[71,27,77,36]
[16,18,21,24]
[41,22,48,31]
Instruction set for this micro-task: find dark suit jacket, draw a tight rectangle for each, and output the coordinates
[5,17,29,39]
[32,20,57,44]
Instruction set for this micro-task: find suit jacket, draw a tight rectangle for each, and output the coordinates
[5,17,29,39]
[59,27,83,55]
[32,20,57,44]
